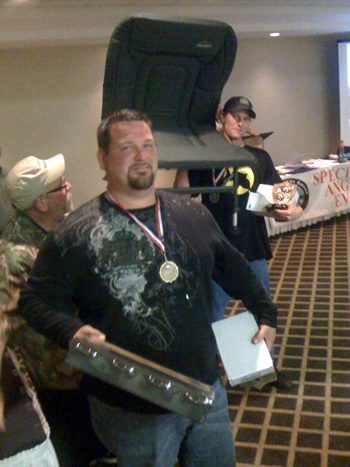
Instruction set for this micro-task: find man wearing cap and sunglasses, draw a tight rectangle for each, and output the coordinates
[0,154,109,465]
[176,96,303,391]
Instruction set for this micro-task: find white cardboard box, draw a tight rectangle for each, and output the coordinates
[212,311,275,387]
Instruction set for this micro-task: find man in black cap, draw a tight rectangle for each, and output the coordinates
[175,96,303,390]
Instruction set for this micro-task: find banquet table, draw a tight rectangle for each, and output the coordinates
[266,159,350,236]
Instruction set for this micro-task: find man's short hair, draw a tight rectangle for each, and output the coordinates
[97,109,152,153]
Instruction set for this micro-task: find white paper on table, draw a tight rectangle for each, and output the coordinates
[212,311,275,387]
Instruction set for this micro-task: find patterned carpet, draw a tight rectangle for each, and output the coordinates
[224,213,350,467]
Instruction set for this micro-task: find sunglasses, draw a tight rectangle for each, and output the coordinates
[46,182,69,195]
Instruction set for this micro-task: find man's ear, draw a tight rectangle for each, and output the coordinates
[97,148,106,171]
[33,196,49,213]
[219,110,226,124]
[215,105,222,121]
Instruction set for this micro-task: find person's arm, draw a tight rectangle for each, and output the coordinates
[221,256,278,329]
[251,324,276,351]
[271,202,303,222]
[73,324,106,343]
[214,244,278,349]
[173,169,190,188]
[223,253,277,349]
[18,234,91,349]
[257,148,304,222]
[0,242,38,314]
[0,241,39,430]
[0,338,5,431]
[203,202,278,330]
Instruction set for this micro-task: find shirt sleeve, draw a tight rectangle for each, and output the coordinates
[204,208,278,328]
[18,234,85,349]
[0,241,37,316]
[260,149,282,185]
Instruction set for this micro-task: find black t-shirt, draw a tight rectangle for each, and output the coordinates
[19,191,278,412]
[189,145,281,261]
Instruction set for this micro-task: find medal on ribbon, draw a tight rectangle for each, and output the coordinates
[209,193,220,203]
[209,168,228,203]
[107,191,179,283]
[159,257,179,283]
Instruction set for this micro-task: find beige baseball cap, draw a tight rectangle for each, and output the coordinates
[5,154,65,210]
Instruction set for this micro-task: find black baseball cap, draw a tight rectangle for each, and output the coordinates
[223,96,256,119]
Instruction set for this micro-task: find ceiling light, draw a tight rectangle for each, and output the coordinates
[270,32,280,37]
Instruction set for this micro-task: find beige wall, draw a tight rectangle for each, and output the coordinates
[224,36,340,166]
[0,46,107,207]
[0,34,346,207]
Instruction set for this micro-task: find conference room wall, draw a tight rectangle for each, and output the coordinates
[224,35,340,167]
[0,34,344,208]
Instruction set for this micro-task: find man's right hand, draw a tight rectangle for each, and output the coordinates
[73,325,106,344]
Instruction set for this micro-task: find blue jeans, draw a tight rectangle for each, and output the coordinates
[211,258,271,322]
[89,379,236,467]
[249,259,271,300]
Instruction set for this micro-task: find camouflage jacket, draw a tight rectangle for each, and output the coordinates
[0,173,14,235]
[0,212,80,390]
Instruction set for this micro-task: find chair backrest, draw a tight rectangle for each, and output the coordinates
[102,15,237,129]
[101,15,256,170]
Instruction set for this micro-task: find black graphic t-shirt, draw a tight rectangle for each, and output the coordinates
[189,145,282,261]
[19,191,277,412]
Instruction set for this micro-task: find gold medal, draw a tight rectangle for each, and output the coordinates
[159,260,179,283]
[209,193,220,203]
[107,192,180,283]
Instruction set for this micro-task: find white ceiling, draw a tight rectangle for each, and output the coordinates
[1,0,350,49]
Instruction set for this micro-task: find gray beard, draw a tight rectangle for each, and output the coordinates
[65,192,75,213]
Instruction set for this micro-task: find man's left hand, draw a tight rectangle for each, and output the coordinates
[252,324,276,351]
[272,202,303,222]
[73,325,106,344]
